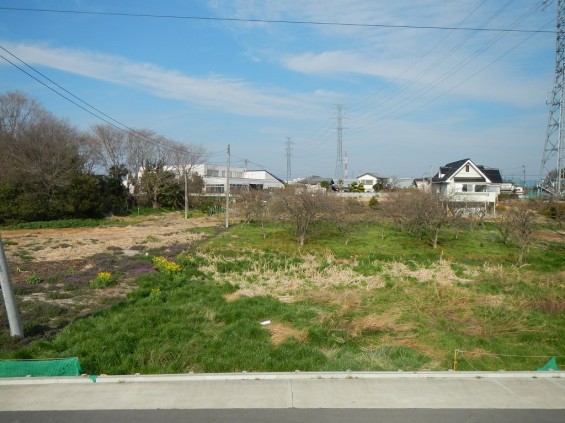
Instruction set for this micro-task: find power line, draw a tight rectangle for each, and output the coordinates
[0,43,195,154]
[348,2,550,134]
[0,6,555,34]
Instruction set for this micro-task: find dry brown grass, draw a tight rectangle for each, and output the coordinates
[202,253,388,302]
[343,311,415,338]
[3,213,216,263]
[263,322,308,345]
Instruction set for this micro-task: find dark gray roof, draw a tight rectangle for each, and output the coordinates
[432,158,502,184]
[478,166,503,184]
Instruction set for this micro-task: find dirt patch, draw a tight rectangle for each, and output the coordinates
[2,213,220,263]
[532,230,565,242]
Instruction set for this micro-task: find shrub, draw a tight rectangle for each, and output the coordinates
[89,271,115,289]
[152,256,181,275]
[26,274,42,285]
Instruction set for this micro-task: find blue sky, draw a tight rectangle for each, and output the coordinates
[0,0,557,183]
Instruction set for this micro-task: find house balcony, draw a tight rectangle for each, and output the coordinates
[447,191,498,203]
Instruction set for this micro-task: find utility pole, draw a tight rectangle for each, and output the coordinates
[0,235,23,337]
[225,144,230,229]
[285,137,292,184]
[540,0,565,197]
[184,168,188,220]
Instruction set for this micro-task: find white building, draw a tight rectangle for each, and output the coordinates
[193,164,285,193]
[357,173,389,192]
[432,158,503,211]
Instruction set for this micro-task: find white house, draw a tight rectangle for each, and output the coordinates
[432,158,503,211]
[192,164,285,193]
[357,173,389,192]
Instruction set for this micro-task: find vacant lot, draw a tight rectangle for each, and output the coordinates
[1,214,564,374]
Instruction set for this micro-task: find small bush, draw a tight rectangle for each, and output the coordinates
[26,274,42,285]
[152,256,181,275]
[89,271,115,289]
[368,196,379,209]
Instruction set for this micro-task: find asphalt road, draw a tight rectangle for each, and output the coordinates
[1,409,564,423]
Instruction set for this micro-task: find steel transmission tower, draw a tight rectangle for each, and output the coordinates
[540,0,565,197]
[335,104,344,183]
[285,137,292,183]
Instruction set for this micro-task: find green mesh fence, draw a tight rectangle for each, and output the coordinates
[0,358,82,378]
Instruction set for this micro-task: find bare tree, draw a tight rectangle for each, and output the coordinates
[382,190,453,249]
[0,91,43,137]
[234,188,271,234]
[90,124,128,178]
[512,203,537,266]
[5,113,83,197]
[497,201,538,266]
[270,186,331,246]
[331,196,367,244]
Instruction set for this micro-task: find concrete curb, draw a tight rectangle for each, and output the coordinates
[1,371,564,411]
[0,370,562,385]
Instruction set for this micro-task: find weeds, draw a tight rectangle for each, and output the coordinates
[89,272,115,289]
[1,218,563,374]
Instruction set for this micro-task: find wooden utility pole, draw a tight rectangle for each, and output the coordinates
[0,235,23,337]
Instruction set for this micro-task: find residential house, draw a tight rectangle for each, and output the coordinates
[432,158,503,212]
[414,178,431,191]
[357,172,389,192]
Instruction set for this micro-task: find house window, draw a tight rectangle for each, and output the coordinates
[474,185,486,192]
[462,184,469,192]
[465,164,470,172]
[205,184,224,193]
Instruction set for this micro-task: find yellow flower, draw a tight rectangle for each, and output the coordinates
[152,256,181,274]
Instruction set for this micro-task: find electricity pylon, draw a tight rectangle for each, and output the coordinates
[335,104,344,184]
[540,0,565,197]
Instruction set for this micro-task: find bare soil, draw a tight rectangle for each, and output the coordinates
[3,213,220,264]
[0,213,221,346]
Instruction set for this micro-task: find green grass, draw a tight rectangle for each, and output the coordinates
[3,218,103,230]
[1,219,563,374]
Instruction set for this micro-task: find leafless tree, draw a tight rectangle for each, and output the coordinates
[330,196,367,245]
[382,189,453,249]
[90,123,128,178]
[0,91,43,137]
[270,186,331,246]
[2,108,83,197]
[233,189,271,237]
[497,201,538,266]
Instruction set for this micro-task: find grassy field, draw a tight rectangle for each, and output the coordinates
[1,217,563,374]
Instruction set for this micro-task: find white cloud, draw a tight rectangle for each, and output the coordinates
[1,41,326,119]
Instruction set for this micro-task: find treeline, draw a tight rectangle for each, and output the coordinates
[0,92,205,224]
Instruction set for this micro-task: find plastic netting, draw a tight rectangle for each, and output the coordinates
[0,357,82,377]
